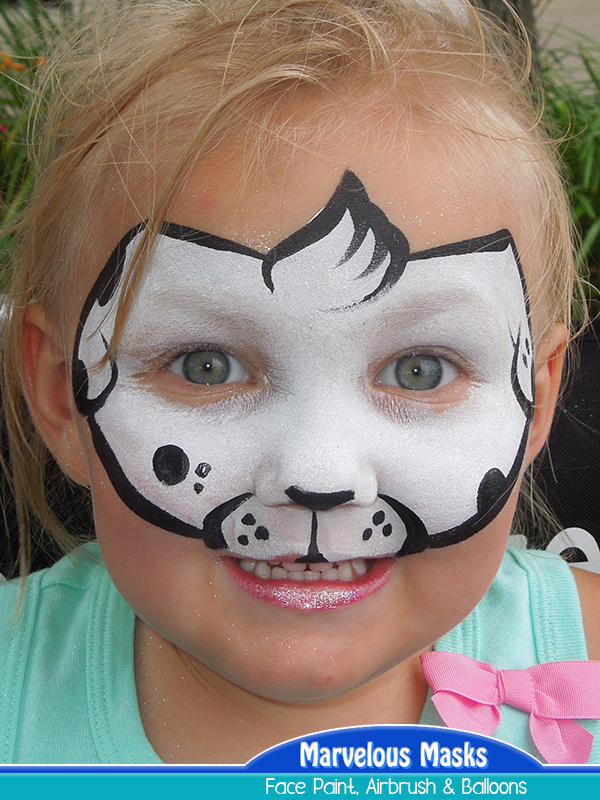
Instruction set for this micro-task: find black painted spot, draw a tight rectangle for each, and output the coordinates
[194,483,204,494]
[242,513,256,526]
[195,462,212,479]
[525,338,531,354]
[367,508,392,539]
[522,353,528,367]
[476,468,507,515]
[153,445,189,486]
[237,535,249,546]
[255,526,270,541]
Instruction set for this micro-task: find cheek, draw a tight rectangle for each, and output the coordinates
[89,449,517,703]
[90,471,219,610]
[408,500,515,631]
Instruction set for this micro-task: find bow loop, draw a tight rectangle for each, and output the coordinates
[421,652,600,765]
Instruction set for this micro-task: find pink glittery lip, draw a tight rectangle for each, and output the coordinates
[225,558,393,610]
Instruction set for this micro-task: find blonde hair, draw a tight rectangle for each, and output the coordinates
[1,0,580,574]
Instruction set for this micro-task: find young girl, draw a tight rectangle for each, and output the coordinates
[1,0,600,766]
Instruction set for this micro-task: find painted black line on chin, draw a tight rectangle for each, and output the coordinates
[86,414,250,548]
[377,494,429,556]
[201,494,253,549]
[295,511,327,563]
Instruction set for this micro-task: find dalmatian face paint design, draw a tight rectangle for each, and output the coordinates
[73,171,534,563]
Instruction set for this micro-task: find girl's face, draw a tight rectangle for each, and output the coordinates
[65,114,559,703]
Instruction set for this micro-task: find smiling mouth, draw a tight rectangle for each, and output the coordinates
[227,556,392,610]
[238,557,371,581]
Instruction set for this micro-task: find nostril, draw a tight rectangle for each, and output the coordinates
[284,486,355,511]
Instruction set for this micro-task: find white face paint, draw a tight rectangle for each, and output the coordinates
[73,172,533,563]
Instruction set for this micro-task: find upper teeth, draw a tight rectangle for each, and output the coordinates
[238,558,369,581]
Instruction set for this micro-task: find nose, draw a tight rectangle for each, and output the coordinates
[253,388,378,507]
[284,486,355,510]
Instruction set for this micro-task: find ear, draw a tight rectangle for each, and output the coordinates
[22,303,89,485]
[525,322,569,466]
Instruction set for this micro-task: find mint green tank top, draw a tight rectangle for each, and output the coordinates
[0,544,597,763]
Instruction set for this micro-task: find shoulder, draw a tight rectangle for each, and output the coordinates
[0,542,108,658]
[1,540,105,598]
[479,547,589,663]
[572,567,600,660]
[37,541,105,591]
[439,548,581,666]
[505,548,600,662]
[0,543,142,764]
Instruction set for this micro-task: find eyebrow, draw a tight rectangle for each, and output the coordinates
[370,283,511,336]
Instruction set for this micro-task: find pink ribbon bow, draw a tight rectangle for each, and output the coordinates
[420,652,600,764]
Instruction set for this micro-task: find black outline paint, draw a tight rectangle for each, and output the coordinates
[73,171,535,559]
[88,415,251,548]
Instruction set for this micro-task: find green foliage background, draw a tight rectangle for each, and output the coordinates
[0,1,598,312]
[0,0,86,287]
[541,31,600,312]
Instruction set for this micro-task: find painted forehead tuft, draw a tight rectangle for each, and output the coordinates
[91,170,526,314]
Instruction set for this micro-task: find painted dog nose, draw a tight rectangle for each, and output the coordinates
[284,486,355,511]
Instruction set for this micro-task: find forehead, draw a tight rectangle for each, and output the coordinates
[97,167,528,403]
[116,222,526,386]
[78,103,531,345]
[168,110,523,260]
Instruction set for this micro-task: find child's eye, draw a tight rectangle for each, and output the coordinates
[168,350,250,385]
[377,353,459,391]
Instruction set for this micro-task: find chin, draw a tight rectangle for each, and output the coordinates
[216,649,388,705]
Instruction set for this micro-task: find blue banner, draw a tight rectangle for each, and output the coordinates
[2,725,600,798]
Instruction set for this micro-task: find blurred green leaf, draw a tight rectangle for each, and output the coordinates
[0,0,81,290]
[541,29,600,315]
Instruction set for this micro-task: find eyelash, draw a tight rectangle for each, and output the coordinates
[157,344,468,397]
[375,348,467,393]
[165,346,253,387]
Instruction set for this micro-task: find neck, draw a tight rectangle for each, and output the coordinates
[134,619,430,764]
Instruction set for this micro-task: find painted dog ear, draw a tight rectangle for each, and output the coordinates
[72,294,118,417]
[72,222,143,417]
[22,303,89,486]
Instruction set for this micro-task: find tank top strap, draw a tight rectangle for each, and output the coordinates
[435,548,588,665]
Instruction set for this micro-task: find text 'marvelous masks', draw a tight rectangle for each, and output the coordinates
[73,171,534,563]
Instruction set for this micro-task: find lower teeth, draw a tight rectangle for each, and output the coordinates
[238,557,369,582]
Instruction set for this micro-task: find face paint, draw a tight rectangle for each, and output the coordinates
[73,171,534,563]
